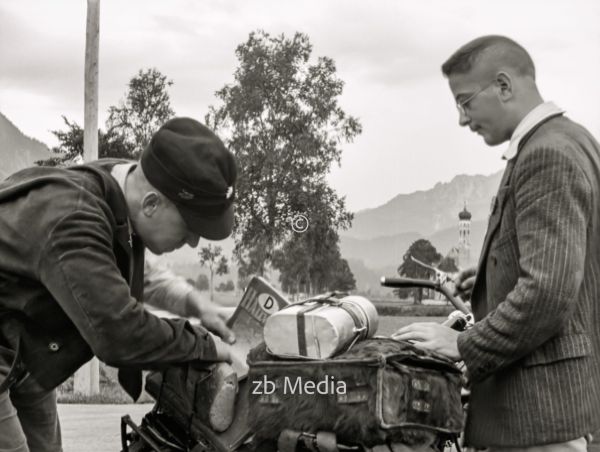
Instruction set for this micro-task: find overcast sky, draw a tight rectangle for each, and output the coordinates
[1,0,599,211]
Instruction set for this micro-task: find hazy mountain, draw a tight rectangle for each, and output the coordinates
[339,171,503,292]
[340,232,421,270]
[346,171,503,240]
[0,112,50,178]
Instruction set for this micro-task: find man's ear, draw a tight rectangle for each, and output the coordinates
[141,192,161,218]
[496,72,513,101]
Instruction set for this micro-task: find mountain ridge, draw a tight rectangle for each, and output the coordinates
[0,112,50,178]
[347,171,502,240]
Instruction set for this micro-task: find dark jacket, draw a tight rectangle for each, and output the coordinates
[0,160,216,391]
[457,115,600,446]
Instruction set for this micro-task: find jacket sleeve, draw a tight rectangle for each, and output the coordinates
[457,144,592,381]
[37,192,217,368]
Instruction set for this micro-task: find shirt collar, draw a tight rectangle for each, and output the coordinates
[111,162,136,234]
[502,101,565,161]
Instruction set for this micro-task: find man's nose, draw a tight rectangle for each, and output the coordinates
[458,109,470,127]
[187,232,200,248]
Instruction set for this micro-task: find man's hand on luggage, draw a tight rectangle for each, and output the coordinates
[187,291,236,344]
[392,322,461,361]
[211,335,233,363]
[453,266,477,300]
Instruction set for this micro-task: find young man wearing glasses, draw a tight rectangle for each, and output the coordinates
[394,35,600,451]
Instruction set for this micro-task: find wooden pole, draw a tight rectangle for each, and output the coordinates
[83,0,99,162]
[75,0,101,396]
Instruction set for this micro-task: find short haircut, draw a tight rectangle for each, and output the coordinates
[441,35,536,80]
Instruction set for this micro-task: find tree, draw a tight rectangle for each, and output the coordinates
[397,239,442,304]
[37,68,174,167]
[272,185,355,296]
[217,280,235,292]
[198,245,229,300]
[207,30,361,276]
[438,256,459,274]
[195,274,210,291]
[329,259,356,292]
[107,68,175,155]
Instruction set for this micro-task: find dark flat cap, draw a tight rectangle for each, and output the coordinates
[141,117,237,240]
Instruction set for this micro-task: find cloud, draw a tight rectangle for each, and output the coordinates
[0,4,84,95]
[1,0,599,209]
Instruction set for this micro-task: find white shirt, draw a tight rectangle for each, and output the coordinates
[502,101,565,161]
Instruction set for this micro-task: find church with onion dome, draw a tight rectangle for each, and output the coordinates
[446,203,472,270]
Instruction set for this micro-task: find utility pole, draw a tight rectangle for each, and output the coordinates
[74,0,100,395]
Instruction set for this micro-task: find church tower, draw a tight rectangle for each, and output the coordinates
[458,204,471,268]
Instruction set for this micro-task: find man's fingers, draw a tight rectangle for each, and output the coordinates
[217,306,236,321]
[454,267,477,285]
[453,274,476,297]
[460,275,476,289]
[392,323,436,342]
[211,336,233,363]
[204,317,236,344]
[408,340,436,352]
[392,332,426,342]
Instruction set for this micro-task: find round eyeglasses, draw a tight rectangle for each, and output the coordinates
[456,80,496,116]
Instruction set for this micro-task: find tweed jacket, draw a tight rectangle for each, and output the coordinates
[457,114,600,447]
[0,160,217,391]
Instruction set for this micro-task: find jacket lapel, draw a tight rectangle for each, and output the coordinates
[476,160,515,269]
[470,113,565,306]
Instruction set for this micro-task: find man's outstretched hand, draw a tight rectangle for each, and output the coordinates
[211,334,234,363]
[392,322,462,361]
[187,291,236,344]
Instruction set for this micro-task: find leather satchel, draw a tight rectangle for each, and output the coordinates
[246,337,464,449]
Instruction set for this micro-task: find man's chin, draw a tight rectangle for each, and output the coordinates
[145,244,167,255]
[482,133,503,146]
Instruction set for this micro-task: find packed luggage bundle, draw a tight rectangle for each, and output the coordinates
[144,363,253,452]
[264,294,379,359]
[247,337,465,449]
[122,276,291,452]
[121,276,468,452]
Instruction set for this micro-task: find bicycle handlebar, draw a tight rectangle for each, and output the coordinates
[380,276,470,315]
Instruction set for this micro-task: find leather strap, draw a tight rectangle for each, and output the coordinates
[296,303,323,356]
[294,295,369,356]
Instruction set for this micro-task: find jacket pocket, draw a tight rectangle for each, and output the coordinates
[521,333,591,367]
